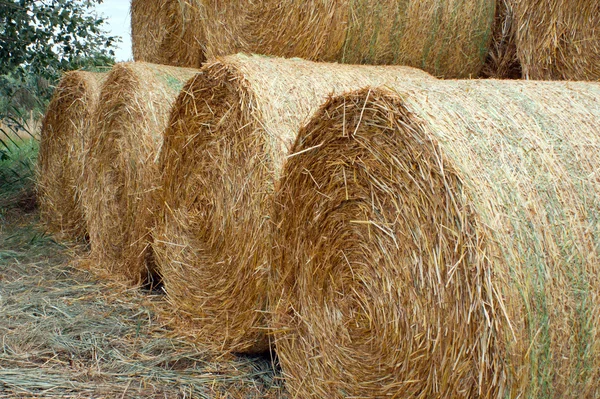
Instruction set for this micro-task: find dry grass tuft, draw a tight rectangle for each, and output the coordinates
[37,71,105,241]
[511,0,600,80]
[82,62,197,287]
[272,81,600,398]
[131,0,206,68]
[153,54,432,354]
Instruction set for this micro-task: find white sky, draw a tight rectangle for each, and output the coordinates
[95,0,133,62]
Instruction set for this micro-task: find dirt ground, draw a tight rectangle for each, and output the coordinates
[0,179,285,398]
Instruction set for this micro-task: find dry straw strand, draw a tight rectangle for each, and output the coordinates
[37,71,106,241]
[153,54,433,354]
[0,220,284,399]
[272,81,600,398]
[131,0,206,68]
[510,0,600,80]
[83,62,197,286]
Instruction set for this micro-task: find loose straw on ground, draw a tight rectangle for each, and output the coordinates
[37,71,105,241]
[153,53,432,354]
[83,62,197,286]
[272,81,600,398]
[131,0,206,68]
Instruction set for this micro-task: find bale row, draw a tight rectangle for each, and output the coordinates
[37,71,105,240]
[272,81,600,398]
[153,54,432,353]
[132,0,496,78]
[82,62,197,285]
[36,58,600,398]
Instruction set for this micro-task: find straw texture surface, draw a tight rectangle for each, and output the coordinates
[37,71,105,241]
[135,0,495,78]
[272,81,600,398]
[209,0,497,78]
[511,0,599,80]
[131,0,206,68]
[83,62,197,286]
[154,54,432,353]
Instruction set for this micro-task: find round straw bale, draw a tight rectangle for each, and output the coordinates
[272,81,600,398]
[153,54,432,353]
[200,0,497,78]
[511,0,600,80]
[131,0,206,68]
[37,71,105,241]
[83,62,197,286]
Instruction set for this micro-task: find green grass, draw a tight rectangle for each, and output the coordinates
[0,137,38,226]
[0,137,38,186]
[0,105,40,197]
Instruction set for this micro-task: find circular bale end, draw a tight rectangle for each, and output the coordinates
[37,71,105,241]
[155,69,272,354]
[272,89,498,398]
[84,62,197,286]
[272,82,600,398]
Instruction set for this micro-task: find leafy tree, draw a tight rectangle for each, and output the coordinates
[0,0,119,80]
[0,0,119,115]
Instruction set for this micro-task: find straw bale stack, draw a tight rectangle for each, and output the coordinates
[153,54,432,353]
[131,0,206,68]
[511,0,599,80]
[83,62,197,286]
[37,71,105,240]
[272,81,600,398]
